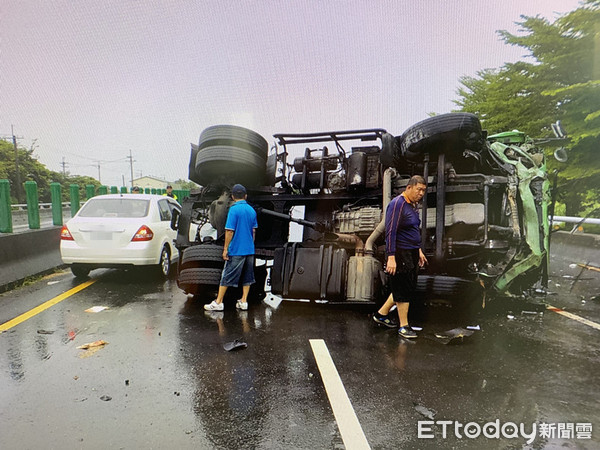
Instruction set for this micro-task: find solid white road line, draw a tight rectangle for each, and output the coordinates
[309,339,371,450]
[547,305,600,331]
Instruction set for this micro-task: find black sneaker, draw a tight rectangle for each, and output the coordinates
[398,326,417,339]
[372,313,397,329]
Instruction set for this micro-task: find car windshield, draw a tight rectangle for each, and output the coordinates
[78,198,150,218]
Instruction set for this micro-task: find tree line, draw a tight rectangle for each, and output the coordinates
[454,0,599,217]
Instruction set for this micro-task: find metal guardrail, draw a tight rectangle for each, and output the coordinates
[552,216,600,225]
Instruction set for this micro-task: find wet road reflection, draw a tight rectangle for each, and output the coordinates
[0,257,598,449]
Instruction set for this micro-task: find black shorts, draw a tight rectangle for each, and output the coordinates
[389,249,419,302]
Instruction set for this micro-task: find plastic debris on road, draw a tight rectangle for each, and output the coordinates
[431,328,475,345]
[223,338,248,351]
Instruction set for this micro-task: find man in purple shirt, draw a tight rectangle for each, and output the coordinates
[373,175,428,338]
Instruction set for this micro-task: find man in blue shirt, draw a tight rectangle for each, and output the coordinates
[373,175,428,338]
[204,184,258,311]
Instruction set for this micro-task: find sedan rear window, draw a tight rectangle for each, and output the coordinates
[78,198,150,218]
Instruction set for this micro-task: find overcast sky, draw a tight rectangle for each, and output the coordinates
[0,0,582,187]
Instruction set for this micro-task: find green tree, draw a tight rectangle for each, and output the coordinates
[173,178,200,191]
[0,139,101,203]
[455,0,600,215]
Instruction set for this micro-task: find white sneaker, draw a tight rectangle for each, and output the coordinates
[236,300,248,311]
[204,300,224,311]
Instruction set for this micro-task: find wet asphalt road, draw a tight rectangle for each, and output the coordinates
[0,254,599,449]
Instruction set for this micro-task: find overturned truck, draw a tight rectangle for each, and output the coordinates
[174,113,552,307]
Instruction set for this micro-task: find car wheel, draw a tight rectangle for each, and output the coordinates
[180,244,224,270]
[71,265,90,278]
[400,113,484,162]
[157,245,171,278]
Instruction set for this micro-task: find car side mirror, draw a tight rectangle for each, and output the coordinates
[554,147,568,163]
[170,209,180,230]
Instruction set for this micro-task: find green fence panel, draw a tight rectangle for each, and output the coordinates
[70,184,80,216]
[25,181,40,229]
[111,186,118,194]
[121,186,128,194]
[50,182,63,226]
[0,179,13,233]
[85,185,95,199]
[98,186,108,195]
[144,188,151,194]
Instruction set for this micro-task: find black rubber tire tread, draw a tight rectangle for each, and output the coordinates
[180,245,224,270]
[400,113,484,162]
[196,145,267,164]
[71,265,90,278]
[379,132,402,168]
[199,125,268,156]
[416,275,480,297]
[178,267,222,287]
[194,145,266,186]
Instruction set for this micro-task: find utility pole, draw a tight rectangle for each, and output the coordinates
[61,157,68,176]
[127,150,134,187]
[12,125,23,203]
[96,162,101,183]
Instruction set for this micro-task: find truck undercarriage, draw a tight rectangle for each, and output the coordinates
[174,114,551,307]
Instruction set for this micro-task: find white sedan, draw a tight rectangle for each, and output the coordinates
[60,194,183,278]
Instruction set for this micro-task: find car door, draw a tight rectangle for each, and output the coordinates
[157,198,178,260]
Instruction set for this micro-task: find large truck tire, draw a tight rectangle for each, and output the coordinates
[190,125,268,187]
[178,267,222,296]
[379,132,403,168]
[199,124,268,155]
[194,145,267,187]
[400,113,484,162]
[180,244,224,270]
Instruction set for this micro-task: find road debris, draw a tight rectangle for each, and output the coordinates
[99,395,112,401]
[85,306,109,313]
[223,339,247,352]
[432,328,475,345]
[77,340,109,349]
[414,403,436,420]
[466,325,481,331]
[37,329,55,335]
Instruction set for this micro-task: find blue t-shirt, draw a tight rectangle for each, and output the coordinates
[385,193,422,255]
[225,200,258,256]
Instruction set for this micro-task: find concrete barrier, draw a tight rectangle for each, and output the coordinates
[0,227,63,292]
[10,206,73,228]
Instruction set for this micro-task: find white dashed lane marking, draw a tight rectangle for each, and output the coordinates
[310,339,371,450]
